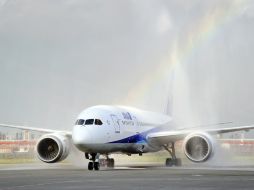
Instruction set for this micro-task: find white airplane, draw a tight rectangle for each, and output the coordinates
[1,105,254,170]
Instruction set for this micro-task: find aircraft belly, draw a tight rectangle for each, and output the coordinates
[75,143,161,154]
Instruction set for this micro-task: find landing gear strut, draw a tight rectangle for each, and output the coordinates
[163,142,182,167]
[86,153,100,171]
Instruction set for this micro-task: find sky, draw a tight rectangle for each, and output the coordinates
[0,0,254,131]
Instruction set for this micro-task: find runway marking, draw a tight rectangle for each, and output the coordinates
[192,174,203,177]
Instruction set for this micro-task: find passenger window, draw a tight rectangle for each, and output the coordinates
[76,119,85,125]
[95,119,103,125]
[85,119,94,125]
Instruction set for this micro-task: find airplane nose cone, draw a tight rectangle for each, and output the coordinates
[72,126,92,150]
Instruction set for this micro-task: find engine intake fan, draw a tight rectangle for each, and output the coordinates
[183,133,213,162]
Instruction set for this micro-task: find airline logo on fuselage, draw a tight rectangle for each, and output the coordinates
[122,112,132,120]
[121,112,135,126]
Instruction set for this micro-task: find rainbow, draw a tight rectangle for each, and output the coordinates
[120,1,248,106]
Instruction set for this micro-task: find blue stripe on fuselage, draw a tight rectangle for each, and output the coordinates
[107,127,161,144]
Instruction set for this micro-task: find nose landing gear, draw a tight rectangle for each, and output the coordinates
[86,153,100,171]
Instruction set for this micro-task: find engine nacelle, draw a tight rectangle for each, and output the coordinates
[36,133,70,163]
[183,132,214,163]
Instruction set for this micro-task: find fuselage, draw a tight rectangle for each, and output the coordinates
[72,105,172,154]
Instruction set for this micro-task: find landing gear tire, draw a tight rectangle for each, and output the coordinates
[165,158,174,167]
[88,162,94,170]
[94,162,100,171]
[165,158,182,167]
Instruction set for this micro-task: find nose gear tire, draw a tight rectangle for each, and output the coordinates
[94,162,100,170]
[88,162,94,170]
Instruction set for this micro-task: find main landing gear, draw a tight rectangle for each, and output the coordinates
[163,142,182,167]
[104,155,115,168]
[85,153,115,170]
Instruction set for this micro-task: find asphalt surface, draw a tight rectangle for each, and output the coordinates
[0,165,254,190]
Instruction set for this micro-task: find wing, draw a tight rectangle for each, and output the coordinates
[0,123,72,136]
[147,124,254,145]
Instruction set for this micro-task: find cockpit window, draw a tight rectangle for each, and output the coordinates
[95,119,103,125]
[76,119,85,125]
[85,119,94,125]
[76,118,102,126]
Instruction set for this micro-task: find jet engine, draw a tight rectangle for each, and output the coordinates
[36,133,70,163]
[183,133,214,162]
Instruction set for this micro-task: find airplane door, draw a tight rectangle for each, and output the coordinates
[111,114,120,133]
